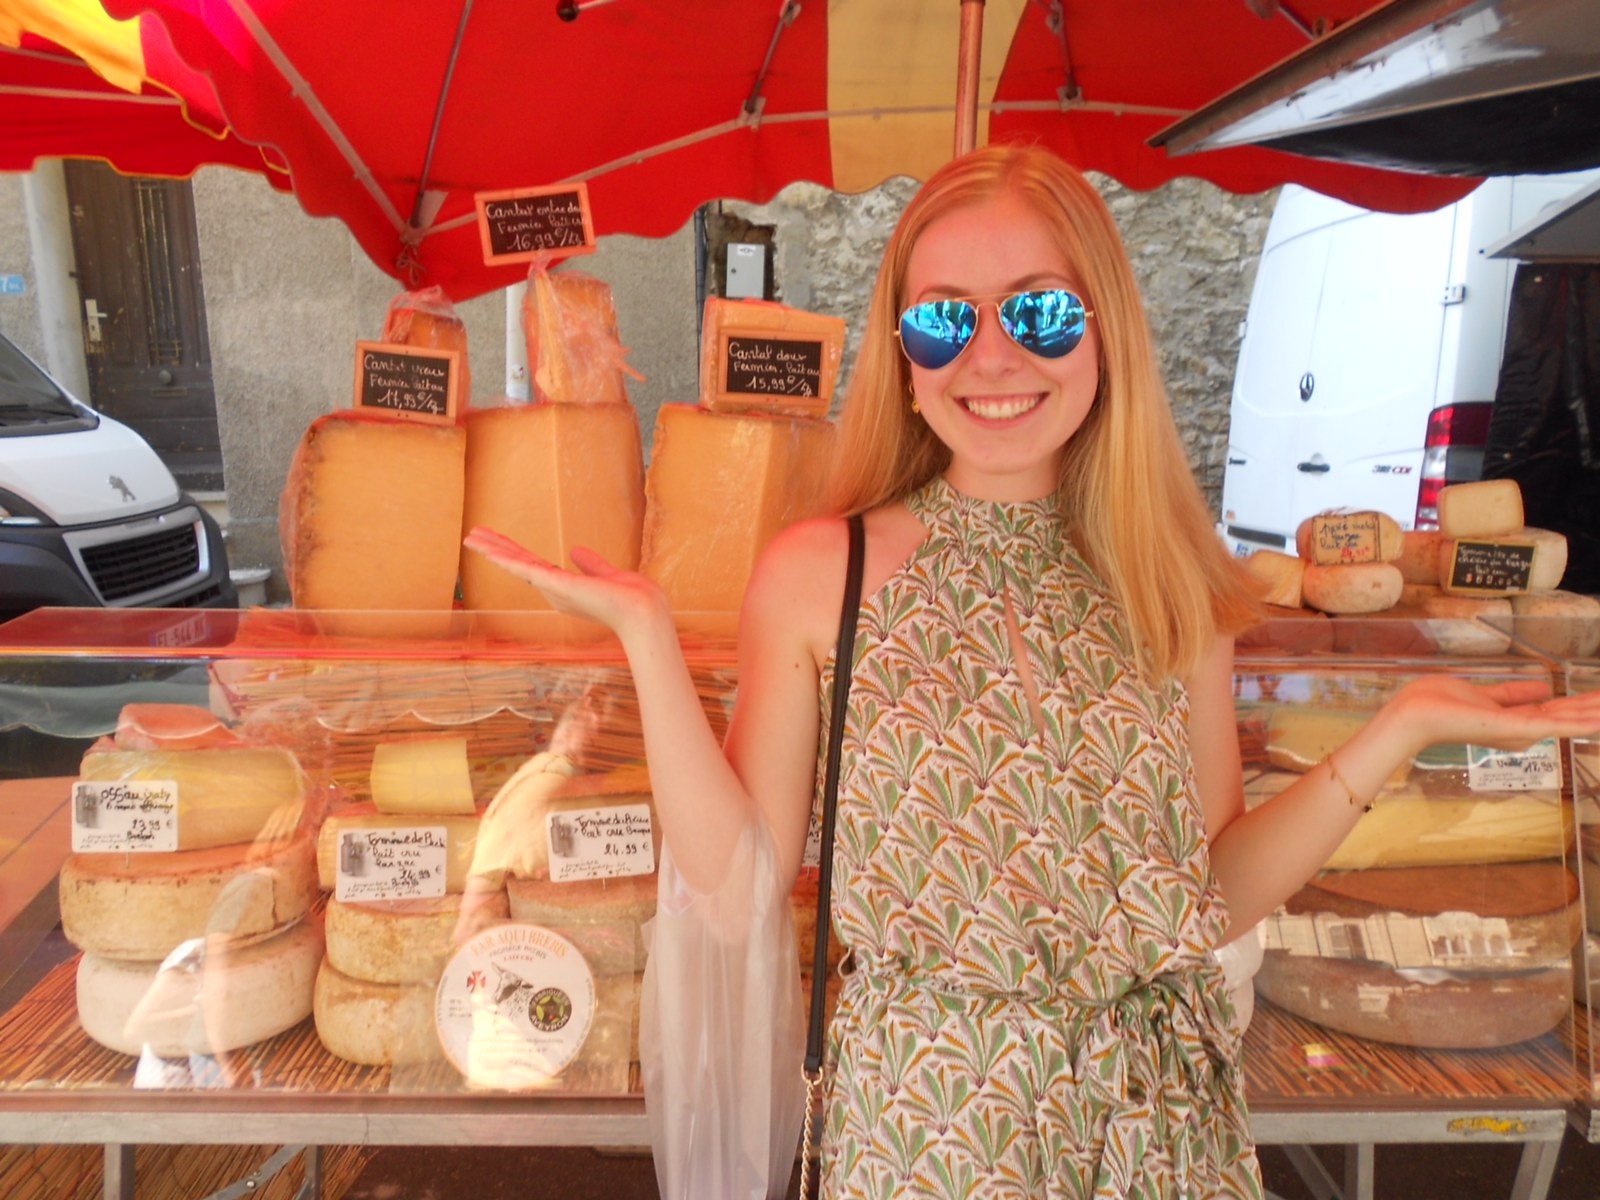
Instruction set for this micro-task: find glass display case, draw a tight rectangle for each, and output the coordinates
[0,606,1593,1196]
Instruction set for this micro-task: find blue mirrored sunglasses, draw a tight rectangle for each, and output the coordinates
[896,288,1093,370]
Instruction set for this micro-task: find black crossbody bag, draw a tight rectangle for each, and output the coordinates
[797,511,864,1197]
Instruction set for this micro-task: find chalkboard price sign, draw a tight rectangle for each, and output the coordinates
[721,334,825,399]
[475,183,597,265]
[352,342,460,425]
[1444,538,1536,594]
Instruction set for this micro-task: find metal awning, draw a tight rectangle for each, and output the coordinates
[1486,175,1600,260]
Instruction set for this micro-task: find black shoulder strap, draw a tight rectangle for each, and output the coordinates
[805,512,865,1073]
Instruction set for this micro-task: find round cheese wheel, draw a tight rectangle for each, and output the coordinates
[60,832,317,960]
[506,873,654,977]
[325,891,508,985]
[1393,531,1444,585]
[1420,592,1513,655]
[1510,589,1600,659]
[76,917,322,1057]
[1255,953,1569,1049]
[313,958,442,1067]
[1300,562,1403,614]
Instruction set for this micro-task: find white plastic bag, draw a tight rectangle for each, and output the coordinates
[640,820,807,1200]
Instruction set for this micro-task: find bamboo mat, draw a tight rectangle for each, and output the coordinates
[1241,994,1579,1108]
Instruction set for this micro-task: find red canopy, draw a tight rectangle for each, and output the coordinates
[5,0,1479,301]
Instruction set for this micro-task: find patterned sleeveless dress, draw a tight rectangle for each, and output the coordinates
[816,476,1262,1200]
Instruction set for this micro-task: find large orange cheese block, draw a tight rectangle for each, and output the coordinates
[384,290,471,407]
[279,411,466,637]
[523,269,629,407]
[640,404,833,614]
[460,403,644,635]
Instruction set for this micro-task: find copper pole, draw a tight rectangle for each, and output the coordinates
[953,0,986,156]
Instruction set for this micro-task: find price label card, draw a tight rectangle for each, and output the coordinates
[545,805,655,882]
[720,332,825,399]
[1466,738,1562,791]
[475,183,596,265]
[1308,512,1381,564]
[1444,539,1536,594]
[335,827,449,901]
[71,780,179,852]
[352,342,459,424]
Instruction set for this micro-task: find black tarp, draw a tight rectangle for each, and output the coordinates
[1482,263,1600,593]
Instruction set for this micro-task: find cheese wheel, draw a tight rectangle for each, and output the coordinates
[1326,789,1567,871]
[76,918,322,1057]
[313,959,443,1066]
[1419,592,1513,655]
[317,805,484,892]
[475,761,651,884]
[1328,612,1436,657]
[506,874,654,976]
[279,411,467,638]
[325,891,508,985]
[113,704,244,752]
[1300,562,1403,614]
[1242,550,1304,609]
[1508,527,1569,591]
[1393,531,1444,585]
[1438,479,1524,539]
[77,746,304,851]
[640,405,834,615]
[61,832,318,960]
[1255,953,1569,1049]
[1509,590,1600,658]
[1295,511,1403,565]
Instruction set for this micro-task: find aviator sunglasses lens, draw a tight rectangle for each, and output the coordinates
[898,289,1087,369]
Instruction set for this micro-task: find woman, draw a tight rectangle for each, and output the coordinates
[465,145,1600,1199]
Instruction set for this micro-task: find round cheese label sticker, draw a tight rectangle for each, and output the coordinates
[435,923,595,1089]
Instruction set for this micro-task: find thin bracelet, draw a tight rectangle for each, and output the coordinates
[1323,753,1374,814]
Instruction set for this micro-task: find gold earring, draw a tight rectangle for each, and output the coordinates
[908,381,920,414]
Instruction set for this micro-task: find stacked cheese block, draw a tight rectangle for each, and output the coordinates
[491,760,657,1085]
[1246,702,1577,1048]
[313,736,504,1066]
[65,705,321,1058]
[384,285,472,407]
[459,267,645,641]
[640,298,840,619]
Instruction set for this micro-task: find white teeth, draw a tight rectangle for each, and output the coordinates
[963,395,1041,420]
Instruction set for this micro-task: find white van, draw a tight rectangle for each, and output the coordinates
[0,330,235,623]
[1217,172,1600,558]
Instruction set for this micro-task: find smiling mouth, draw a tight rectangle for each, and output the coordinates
[961,395,1042,421]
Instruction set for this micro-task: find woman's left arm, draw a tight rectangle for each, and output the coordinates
[1185,633,1600,942]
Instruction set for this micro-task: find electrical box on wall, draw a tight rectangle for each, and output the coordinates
[725,242,767,300]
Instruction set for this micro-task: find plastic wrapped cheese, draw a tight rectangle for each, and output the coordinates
[279,411,466,637]
[383,285,471,407]
[523,265,633,407]
[639,404,833,614]
[699,297,846,419]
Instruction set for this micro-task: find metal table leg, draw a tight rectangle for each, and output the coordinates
[102,1144,134,1200]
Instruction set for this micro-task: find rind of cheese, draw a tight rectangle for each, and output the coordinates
[523,269,629,407]
[316,805,484,891]
[1393,531,1444,585]
[113,704,243,752]
[506,875,654,976]
[1242,550,1304,609]
[313,959,442,1067]
[1326,789,1567,871]
[61,831,318,960]
[1438,479,1524,539]
[325,892,507,985]
[1300,562,1403,614]
[1265,707,1411,785]
[1508,527,1569,591]
[1510,590,1600,659]
[699,297,847,418]
[1254,952,1569,1049]
[1418,592,1513,655]
[279,412,467,638]
[1295,511,1403,565]
[460,403,644,636]
[76,918,322,1058]
[78,746,305,850]
[639,405,834,613]
[370,737,476,815]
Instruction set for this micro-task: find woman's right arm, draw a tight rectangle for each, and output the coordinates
[463,522,839,895]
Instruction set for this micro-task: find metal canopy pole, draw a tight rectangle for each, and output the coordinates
[954,0,986,156]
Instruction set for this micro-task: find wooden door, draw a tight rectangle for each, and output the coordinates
[63,161,223,493]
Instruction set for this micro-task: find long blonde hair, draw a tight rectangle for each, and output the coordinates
[826,144,1261,680]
